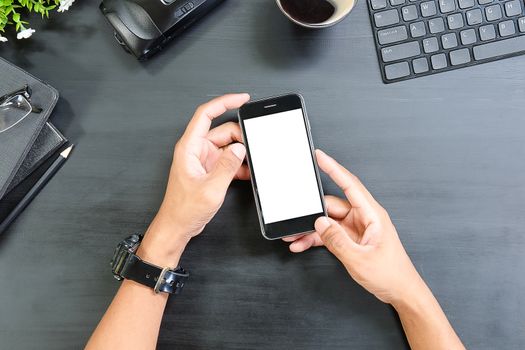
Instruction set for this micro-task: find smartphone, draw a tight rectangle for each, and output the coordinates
[238,93,326,240]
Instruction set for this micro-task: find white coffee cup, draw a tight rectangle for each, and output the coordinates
[275,0,357,29]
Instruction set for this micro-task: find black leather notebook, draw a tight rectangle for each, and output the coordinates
[7,122,66,192]
[0,57,59,200]
[0,126,67,224]
[0,58,68,230]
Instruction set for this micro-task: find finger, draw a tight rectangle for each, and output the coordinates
[315,216,362,264]
[325,195,351,220]
[207,122,243,148]
[234,164,250,180]
[209,143,246,189]
[184,94,250,139]
[282,234,305,242]
[289,233,324,253]
[316,149,375,209]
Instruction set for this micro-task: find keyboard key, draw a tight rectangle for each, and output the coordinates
[420,1,437,16]
[447,13,464,29]
[390,0,406,5]
[466,9,483,25]
[485,5,502,21]
[429,17,446,33]
[423,37,440,52]
[458,0,475,8]
[479,24,496,40]
[371,0,387,9]
[381,41,421,62]
[478,0,493,4]
[450,48,472,65]
[519,17,525,32]
[412,57,430,73]
[378,25,409,44]
[410,21,427,37]
[385,62,410,79]
[439,0,456,13]
[504,0,522,16]
[442,32,458,48]
[460,28,477,44]
[473,35,525,60]
[402,5,419,21]
[374,10,400,27]
[499,20,516,36]
[431,53,448,69]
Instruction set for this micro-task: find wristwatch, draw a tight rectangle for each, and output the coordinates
[110,234,189,294]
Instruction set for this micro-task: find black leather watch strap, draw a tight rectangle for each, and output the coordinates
[122,254,189,294]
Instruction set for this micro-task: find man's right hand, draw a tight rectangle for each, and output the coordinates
[285,150,465,350]
[283,149,423,306]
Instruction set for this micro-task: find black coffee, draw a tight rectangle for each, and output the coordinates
[280,0,336,24]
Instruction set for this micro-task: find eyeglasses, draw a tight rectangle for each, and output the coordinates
[0,85,42,134]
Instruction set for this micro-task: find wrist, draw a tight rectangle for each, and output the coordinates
[391,272,433,313]
[157,201,203,239]
[136,214,191,268]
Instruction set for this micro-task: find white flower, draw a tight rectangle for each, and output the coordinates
[0,35,7,43]
[17,28,36,40]
[58,0,75,12]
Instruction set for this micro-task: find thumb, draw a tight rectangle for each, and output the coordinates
[210,143,246,188]
[315,216,360,265]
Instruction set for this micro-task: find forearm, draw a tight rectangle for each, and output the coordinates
[85,280,169,350]
[393,276,465,350]
[85,216,189,350]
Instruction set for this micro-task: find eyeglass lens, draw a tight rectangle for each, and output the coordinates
[0,95,32,133]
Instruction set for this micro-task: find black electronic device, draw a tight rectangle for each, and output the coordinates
[367,0,525,83]
[238,94,326,240]
[100,0,226,60]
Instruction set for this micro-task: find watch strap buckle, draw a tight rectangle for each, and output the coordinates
[153,266,172,294]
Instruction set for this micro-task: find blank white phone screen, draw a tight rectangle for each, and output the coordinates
[244,108,323,224]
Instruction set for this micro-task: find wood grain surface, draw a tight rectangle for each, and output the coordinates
[1,1,524,349]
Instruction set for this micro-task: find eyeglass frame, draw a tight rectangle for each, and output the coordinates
[0,84,44,134]
[0,84,43,114]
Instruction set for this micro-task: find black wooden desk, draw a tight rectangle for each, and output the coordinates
[1,1,524,349]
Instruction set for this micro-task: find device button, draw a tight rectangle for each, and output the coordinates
[381,41,421,62]
[385,61,410,80]
[377,25,408,45]
[371,0,387,10]
[374,9,400,28]
[473,34,525,60]
[184,2,194,11]
[449,48,471,66]
[412,57,429,74]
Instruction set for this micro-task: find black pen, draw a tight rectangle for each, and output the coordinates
[0,145,74,234]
